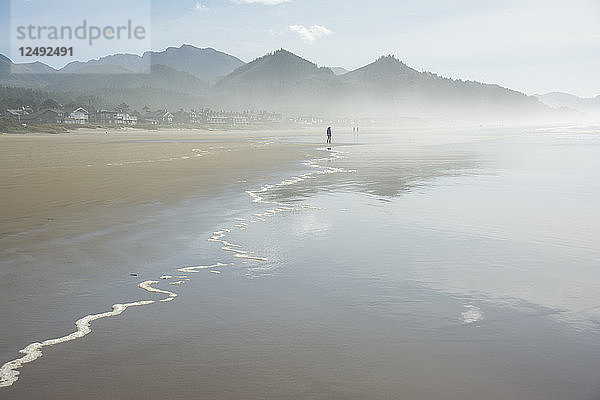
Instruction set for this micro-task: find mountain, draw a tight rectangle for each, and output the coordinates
[341,56,419,86]
[330,67,348,75]
[212,51,545,119]
[41,64,210,110]
[144,45,244,82]
[9,61,57,74]
[0,54,60,87]
[60,44,244,82]
[536,92,600,116]
[47,64,207,93]
[59,54,143,75]
[1,48,552,121]
[214,49,328,92]
[212,49,338,111]
[337,55,545,118]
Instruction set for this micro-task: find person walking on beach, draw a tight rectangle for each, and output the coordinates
[326,126,332,144]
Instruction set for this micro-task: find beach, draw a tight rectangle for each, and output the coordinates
[0,127,320,393]
[0,128,318,235]
[1,126,599,399]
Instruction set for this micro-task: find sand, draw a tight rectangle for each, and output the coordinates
[0,128,315,240]
[2,126,600,399]
[0,127,324,391]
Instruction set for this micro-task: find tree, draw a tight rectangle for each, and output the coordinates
[40,98,60,110]
[116,102,130,113]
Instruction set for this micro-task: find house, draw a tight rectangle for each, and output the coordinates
[139,116,159,125]
[172,109,202,125]
[142,110,173,125]
[159,110,173,125]
[4,106,32,122]
[91,110,116,124]
[295,115,324,125]
[229,114,249,125]
[5,109,23,120]
[21,109,64,124]
[114,112,137,125]
[206,112,228,125]
[90,110,137,125]
[64,107,89,124]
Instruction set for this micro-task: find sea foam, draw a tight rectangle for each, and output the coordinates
[0,300,154,388]
[462,305,484,324]
[1,146,353,389]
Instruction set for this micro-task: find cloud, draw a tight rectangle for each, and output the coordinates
[233,0,290,4]
[289,25,333,43]
[194,2,209,11]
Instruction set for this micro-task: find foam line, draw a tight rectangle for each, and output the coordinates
[233,254,268,261]
[1,146,354,389]
[169,280,188,285]
[222,246,246,254]
[138,281,178,302]
[177,262,228,273]
[0,300,154,388]
[221,241,241,248]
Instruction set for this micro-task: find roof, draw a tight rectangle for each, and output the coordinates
[69,107,88,114]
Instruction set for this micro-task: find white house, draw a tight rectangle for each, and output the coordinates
[114,112,138,125]
[65,107,89,124]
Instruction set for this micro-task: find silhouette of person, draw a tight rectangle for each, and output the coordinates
[326,126,332,144]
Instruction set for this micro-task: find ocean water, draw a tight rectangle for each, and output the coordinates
[2,126,600,399]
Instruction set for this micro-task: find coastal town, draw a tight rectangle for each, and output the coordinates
[4,104,285,128]
[2,102,365,131]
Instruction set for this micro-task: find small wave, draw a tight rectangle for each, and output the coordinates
[462,305,484,324]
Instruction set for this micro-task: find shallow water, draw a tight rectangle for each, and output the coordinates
[2,125,600,399]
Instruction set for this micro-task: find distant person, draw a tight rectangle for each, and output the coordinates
[326,126,332,144]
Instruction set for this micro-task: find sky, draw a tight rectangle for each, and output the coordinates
[1,0,599,97]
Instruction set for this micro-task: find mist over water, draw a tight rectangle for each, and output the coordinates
[216,125,600,399]
[1,125,599,399]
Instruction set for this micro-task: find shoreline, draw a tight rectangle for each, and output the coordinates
[2,126,600,399]
[0,128,321,235]
[0,140,345,388]
[0,128,326,387]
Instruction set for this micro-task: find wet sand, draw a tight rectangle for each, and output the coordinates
[0,128,316,237]
[0,127,320,392]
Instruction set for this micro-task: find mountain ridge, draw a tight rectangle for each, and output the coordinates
[535,92,600,117]
[59,44,244,82]
[0,47,562,120]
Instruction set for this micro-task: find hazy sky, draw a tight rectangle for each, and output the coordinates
[1,0,598,96]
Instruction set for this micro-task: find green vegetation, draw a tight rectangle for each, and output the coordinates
[0,116,69,134]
